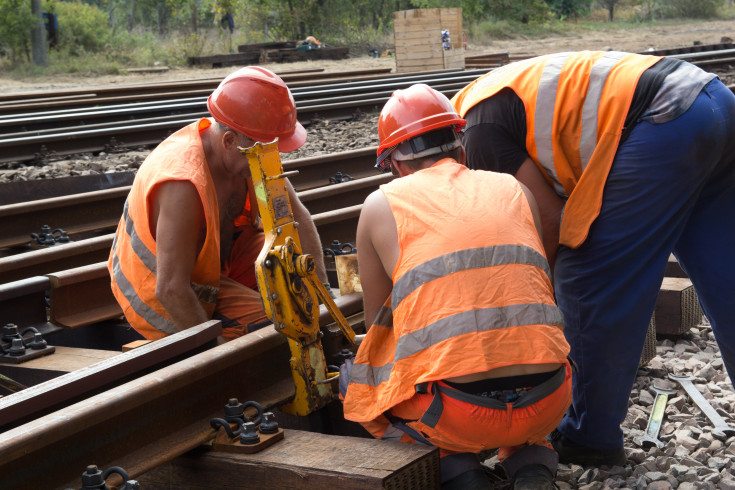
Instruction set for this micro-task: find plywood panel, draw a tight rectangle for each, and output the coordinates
[393,8,464,72]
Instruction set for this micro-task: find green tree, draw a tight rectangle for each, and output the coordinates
[0,0,35,61]
[46,0,111,53]
[597,0,620,20]
[670,0,722,18]
[411,0,549,22]
[545,0,590,18]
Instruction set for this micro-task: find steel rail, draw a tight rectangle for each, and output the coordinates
[0,71,484,132]
[0,321,221,430]
[0,234,114,285]
[0,67,389,107]
[0,204,364,286]
[0,172,135,206]
[0,68,486,121]
[0,80,472,163]
[4,74,733,166]
[0,146,379,254]
[464,45,735,69]
[0,180,371,284]
[0,322,294,490]
[0,186,128,250]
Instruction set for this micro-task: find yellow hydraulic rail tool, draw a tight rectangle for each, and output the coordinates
[242,140,357,416]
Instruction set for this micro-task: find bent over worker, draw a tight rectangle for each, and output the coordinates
[452,51,735,467]
[341,84,572,490]
[108,66,328,342]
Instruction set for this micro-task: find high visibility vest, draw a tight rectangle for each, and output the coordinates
[343,159,570,423]
[108,119,221,340]
[451,51,661,248]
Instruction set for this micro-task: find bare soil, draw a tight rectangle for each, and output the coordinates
[2,19,734,92]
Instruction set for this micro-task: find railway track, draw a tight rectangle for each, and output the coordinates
[0,68,487,164]
[464,41,735,69]
[0,67,389,110]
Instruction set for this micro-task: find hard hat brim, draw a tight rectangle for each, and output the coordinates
[277,121,307,153]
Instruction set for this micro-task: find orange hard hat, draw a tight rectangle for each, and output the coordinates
[377,84,465,158]
[207,66,306,152]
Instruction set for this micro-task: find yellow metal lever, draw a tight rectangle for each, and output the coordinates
[242,140,356,416]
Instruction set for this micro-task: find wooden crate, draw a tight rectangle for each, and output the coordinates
[653,277,703,336]
[393,8,464,73]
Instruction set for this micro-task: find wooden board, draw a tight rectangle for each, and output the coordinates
[138,429,440,489]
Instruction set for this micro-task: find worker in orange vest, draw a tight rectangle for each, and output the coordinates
[452,51,735,467]
[341,84,572,489]
[108,66,328,342]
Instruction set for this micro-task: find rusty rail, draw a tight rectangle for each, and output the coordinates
[0,71,486,163]
[0,206,363,331]
[0,146,379,253]
[0,68,390,108]
[0,186,128,251]
[0,321,221,430]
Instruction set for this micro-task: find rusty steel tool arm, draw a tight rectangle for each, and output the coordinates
[242,140,356,417]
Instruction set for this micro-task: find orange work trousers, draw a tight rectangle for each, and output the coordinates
[361,362,572,458]
[216,225,268,341]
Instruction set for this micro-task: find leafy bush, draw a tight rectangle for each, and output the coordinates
[0,0,35,61]
[636,0,723,19]
[546,0,592,18]
[46,0,111,54]
[669,0,721,18]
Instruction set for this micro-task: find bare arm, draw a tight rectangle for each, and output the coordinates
[356,190,396,329]
[518,181,544,243]
[286,179,328,283]
[514,158,564,270]
[154,180,210,330]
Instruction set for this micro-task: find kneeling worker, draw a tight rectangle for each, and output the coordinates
[341,84,572,489]
[108,66,328,342]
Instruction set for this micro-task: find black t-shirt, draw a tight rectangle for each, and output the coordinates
[462,57,682,175]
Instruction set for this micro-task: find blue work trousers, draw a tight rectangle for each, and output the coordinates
[555,78,735,450]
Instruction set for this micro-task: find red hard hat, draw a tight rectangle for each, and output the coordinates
[207,66,306,153]
[377,84,465,156]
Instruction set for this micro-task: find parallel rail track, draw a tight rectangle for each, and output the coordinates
[0,69,487,164]
[464,42,735,69]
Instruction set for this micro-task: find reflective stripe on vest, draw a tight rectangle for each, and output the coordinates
[392,244,551,309]
[342,161,570,423]
[111,201,177,334]
[534,51,628,197]
[350,299,563,388]
[111,201,219,335]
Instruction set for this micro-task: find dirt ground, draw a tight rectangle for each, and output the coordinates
[2,18,734,93]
